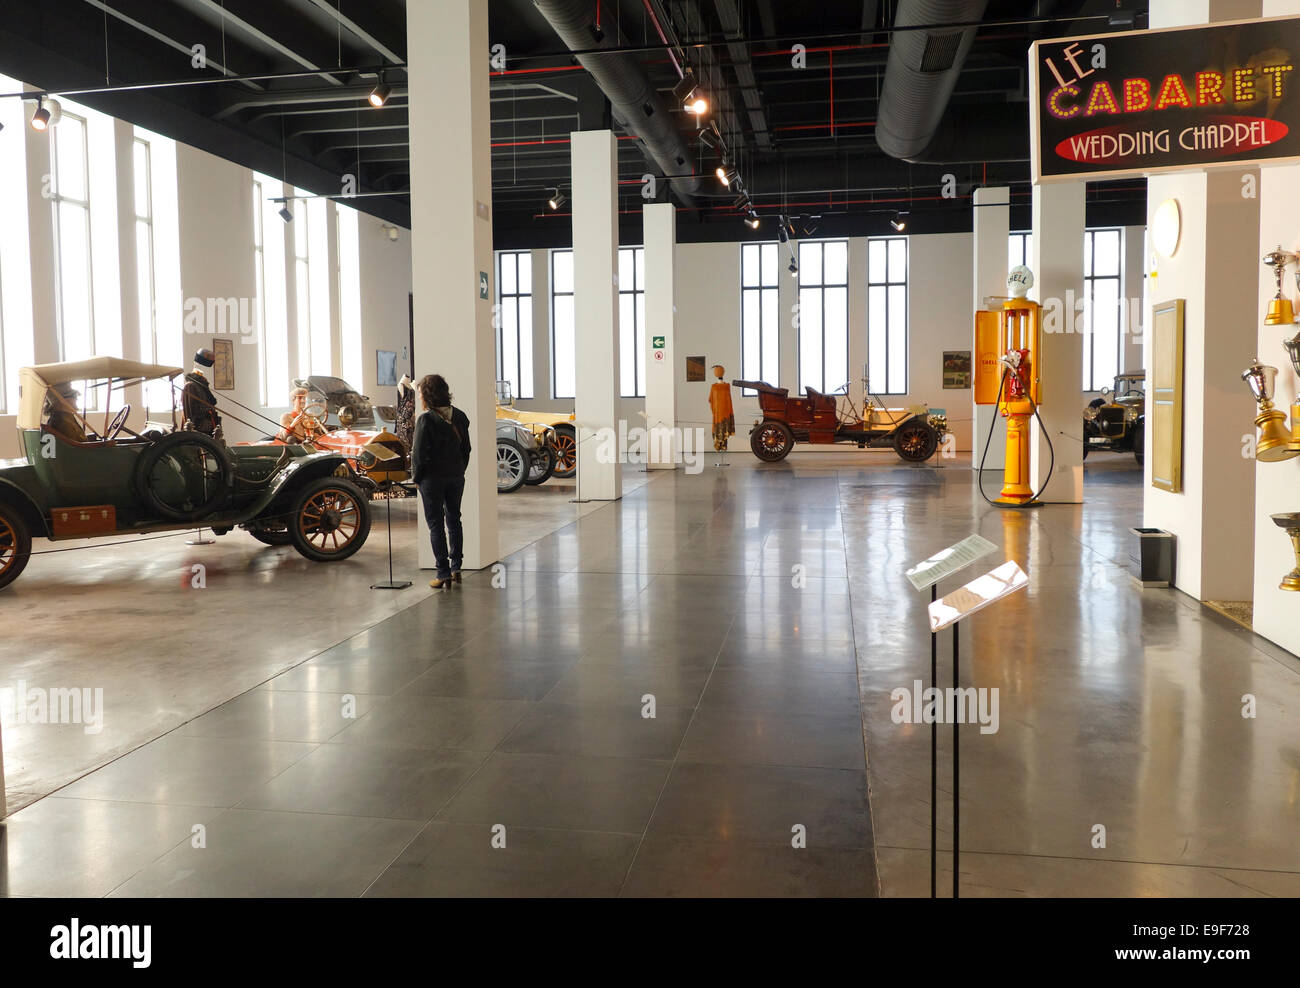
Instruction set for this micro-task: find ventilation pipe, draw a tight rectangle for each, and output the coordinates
[875,0,991,162]
[531,0,699,199]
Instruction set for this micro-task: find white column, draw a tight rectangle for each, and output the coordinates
[572,129,622,500]
[407,0,499,570]
[1030,181,1086,502]
[643,202,677,468]
[972,186,1010,471]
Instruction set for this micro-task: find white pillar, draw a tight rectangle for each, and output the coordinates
[643,202,677,468]
[572,129,622,500]
[407,0,499,571]
[1030,181,1086,503]
[972,186,1010,471]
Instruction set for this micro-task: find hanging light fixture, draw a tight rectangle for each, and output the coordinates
[891,211,909,232]
[30,97,50,131]
[547,190,567,211]
[745,213,760,229]
[673,72,708,115]
[368,72,391,108]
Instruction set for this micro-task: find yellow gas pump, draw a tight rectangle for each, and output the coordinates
[975,265,1042,506]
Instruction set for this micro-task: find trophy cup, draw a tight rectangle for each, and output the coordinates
[1285,332,1300,453]
[1269,513,1300,591]
[1242,361,1300,462]
[1263,246,1296,325]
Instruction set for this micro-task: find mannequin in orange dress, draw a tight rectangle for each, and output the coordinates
[708,364,735,453]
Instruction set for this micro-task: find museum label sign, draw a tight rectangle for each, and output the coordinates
[1030,15,1300,182]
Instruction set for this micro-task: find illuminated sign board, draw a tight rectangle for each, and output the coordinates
[1030,16,1300,182]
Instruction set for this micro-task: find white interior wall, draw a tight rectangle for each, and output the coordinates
[0,116,412,458]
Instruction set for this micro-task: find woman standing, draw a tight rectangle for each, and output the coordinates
[411,374,471,588]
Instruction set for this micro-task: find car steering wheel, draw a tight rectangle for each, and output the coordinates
[304,398,328,421]
[104,404,132,441]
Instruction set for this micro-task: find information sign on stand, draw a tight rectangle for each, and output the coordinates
[905,533,998,898]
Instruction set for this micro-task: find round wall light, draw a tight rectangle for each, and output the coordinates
[1152,198,1181,258]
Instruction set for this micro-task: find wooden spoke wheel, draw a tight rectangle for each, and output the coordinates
[552,425,577,478]
[0,503,32,590]
[288,477,371,562]
[750,420,794,462]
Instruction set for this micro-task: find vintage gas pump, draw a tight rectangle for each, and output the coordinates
[974,265,1043,506]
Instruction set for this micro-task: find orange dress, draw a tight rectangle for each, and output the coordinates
[709,380,735,449]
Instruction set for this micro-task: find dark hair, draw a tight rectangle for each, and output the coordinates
[418,374,452,409]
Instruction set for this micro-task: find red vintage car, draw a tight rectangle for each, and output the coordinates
[735,379,945,463]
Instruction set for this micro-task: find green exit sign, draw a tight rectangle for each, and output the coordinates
[652,336,665,349]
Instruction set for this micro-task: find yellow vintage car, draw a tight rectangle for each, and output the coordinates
[495,389,576,480]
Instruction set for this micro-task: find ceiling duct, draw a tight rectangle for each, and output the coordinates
[875,0,990,162]
[531,0,700,200]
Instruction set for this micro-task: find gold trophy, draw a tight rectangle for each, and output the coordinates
[1285,332,1300,453]
[1269,513,1300,591]
[1263,246,1296,326]
[1242,361,1300,462]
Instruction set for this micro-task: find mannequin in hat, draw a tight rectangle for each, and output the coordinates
[278,386,328,443]
[44,382,88,444]
[395,374,415,451]
[708,364,734,452]
[182,348,223,440]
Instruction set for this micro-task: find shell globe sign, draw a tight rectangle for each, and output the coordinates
[1030,15,1300,182]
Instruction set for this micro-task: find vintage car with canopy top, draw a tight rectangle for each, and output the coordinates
[0,357,372,590]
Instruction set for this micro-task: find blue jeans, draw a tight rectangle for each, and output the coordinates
[418,475,465,579]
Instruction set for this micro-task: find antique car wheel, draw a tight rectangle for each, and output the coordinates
[751,420,794,462]
[894,420,939,462]
[287,477,371,562]
[525,443,557,486]
[135,431,235,522]
[497,438,528,493]
[1132,421,1145,466]
[551,424,577,478]
[0,502,32,591]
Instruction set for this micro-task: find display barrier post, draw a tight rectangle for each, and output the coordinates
[370,491,412,591]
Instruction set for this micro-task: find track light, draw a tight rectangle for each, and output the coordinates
[891,211,909,232]
[788,260,798,277]
[715,164,729,187]
[685,94,709,115]
[548,191,566,211]
[732,193,750,212]
[279,205,293,223]
[31,98,50,131]
[698,124,721,150]
[368,80,392,108]
[746,213,760,229]
[673,72,708,115]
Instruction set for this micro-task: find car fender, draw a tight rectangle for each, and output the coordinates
[0,473,50,537]
[231,452,355,522]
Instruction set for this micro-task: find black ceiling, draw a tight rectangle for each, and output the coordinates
[0,0,1150,243]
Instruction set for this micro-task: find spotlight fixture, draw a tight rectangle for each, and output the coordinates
[698,124,722,150]
[31,98,50,131]
[368,79,392,108]
[891,211,909,232]
[279,205,293,223]
[673,72,708,115]
[732,193,750,212]
[746,213,760,229]
[788,260,799,277]
[547,191,567,211]
[715,164,729,187]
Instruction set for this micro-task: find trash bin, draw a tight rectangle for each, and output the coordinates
[1130,528,1176,587]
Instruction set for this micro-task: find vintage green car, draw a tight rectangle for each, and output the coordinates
[0,357,372,590]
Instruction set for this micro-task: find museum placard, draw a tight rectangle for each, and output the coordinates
[1030,15,1300,182]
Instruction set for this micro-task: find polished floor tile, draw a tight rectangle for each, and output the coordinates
[500,702,695,760]
[331,695,530,751]
[365,821,640,897]
[177,689,383,743]
[679,706,866,770]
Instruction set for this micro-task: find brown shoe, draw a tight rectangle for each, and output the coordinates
[429,578,450,589]
[451,571,462,584]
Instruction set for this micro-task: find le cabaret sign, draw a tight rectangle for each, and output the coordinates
[1030,16,1300,182]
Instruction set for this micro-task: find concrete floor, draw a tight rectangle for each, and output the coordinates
[1,451,1298,897]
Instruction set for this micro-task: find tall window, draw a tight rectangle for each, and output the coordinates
[619,246,645,398]
[51,112,94,366]
[254,173,288,402]
[1008,231,1033,272]
[551,249,575,399]
[292,189,313,377]
[132,138,166,409]
[740,243,779,395]
[307,196,331,376]
[337,204,362,389]
[1083,228,1123,392]
[496,250,533,399]
[866,237,908,395]
[797,239,849,395]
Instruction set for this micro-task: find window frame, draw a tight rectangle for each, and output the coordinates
[796,238,851,396]
[865,236,909,396]
[1083,227,1124,393]
[496,249,534,400]
[739,242,779,396]
[618,246,645,398]
[550,248,575,399]
[50,110,95,368]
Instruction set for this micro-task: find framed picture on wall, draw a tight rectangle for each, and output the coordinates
[1150,299,1185,493]
[943,351,972,390]
[685,356,707,382]
[377,349,398,388]
[212,338,235,391]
